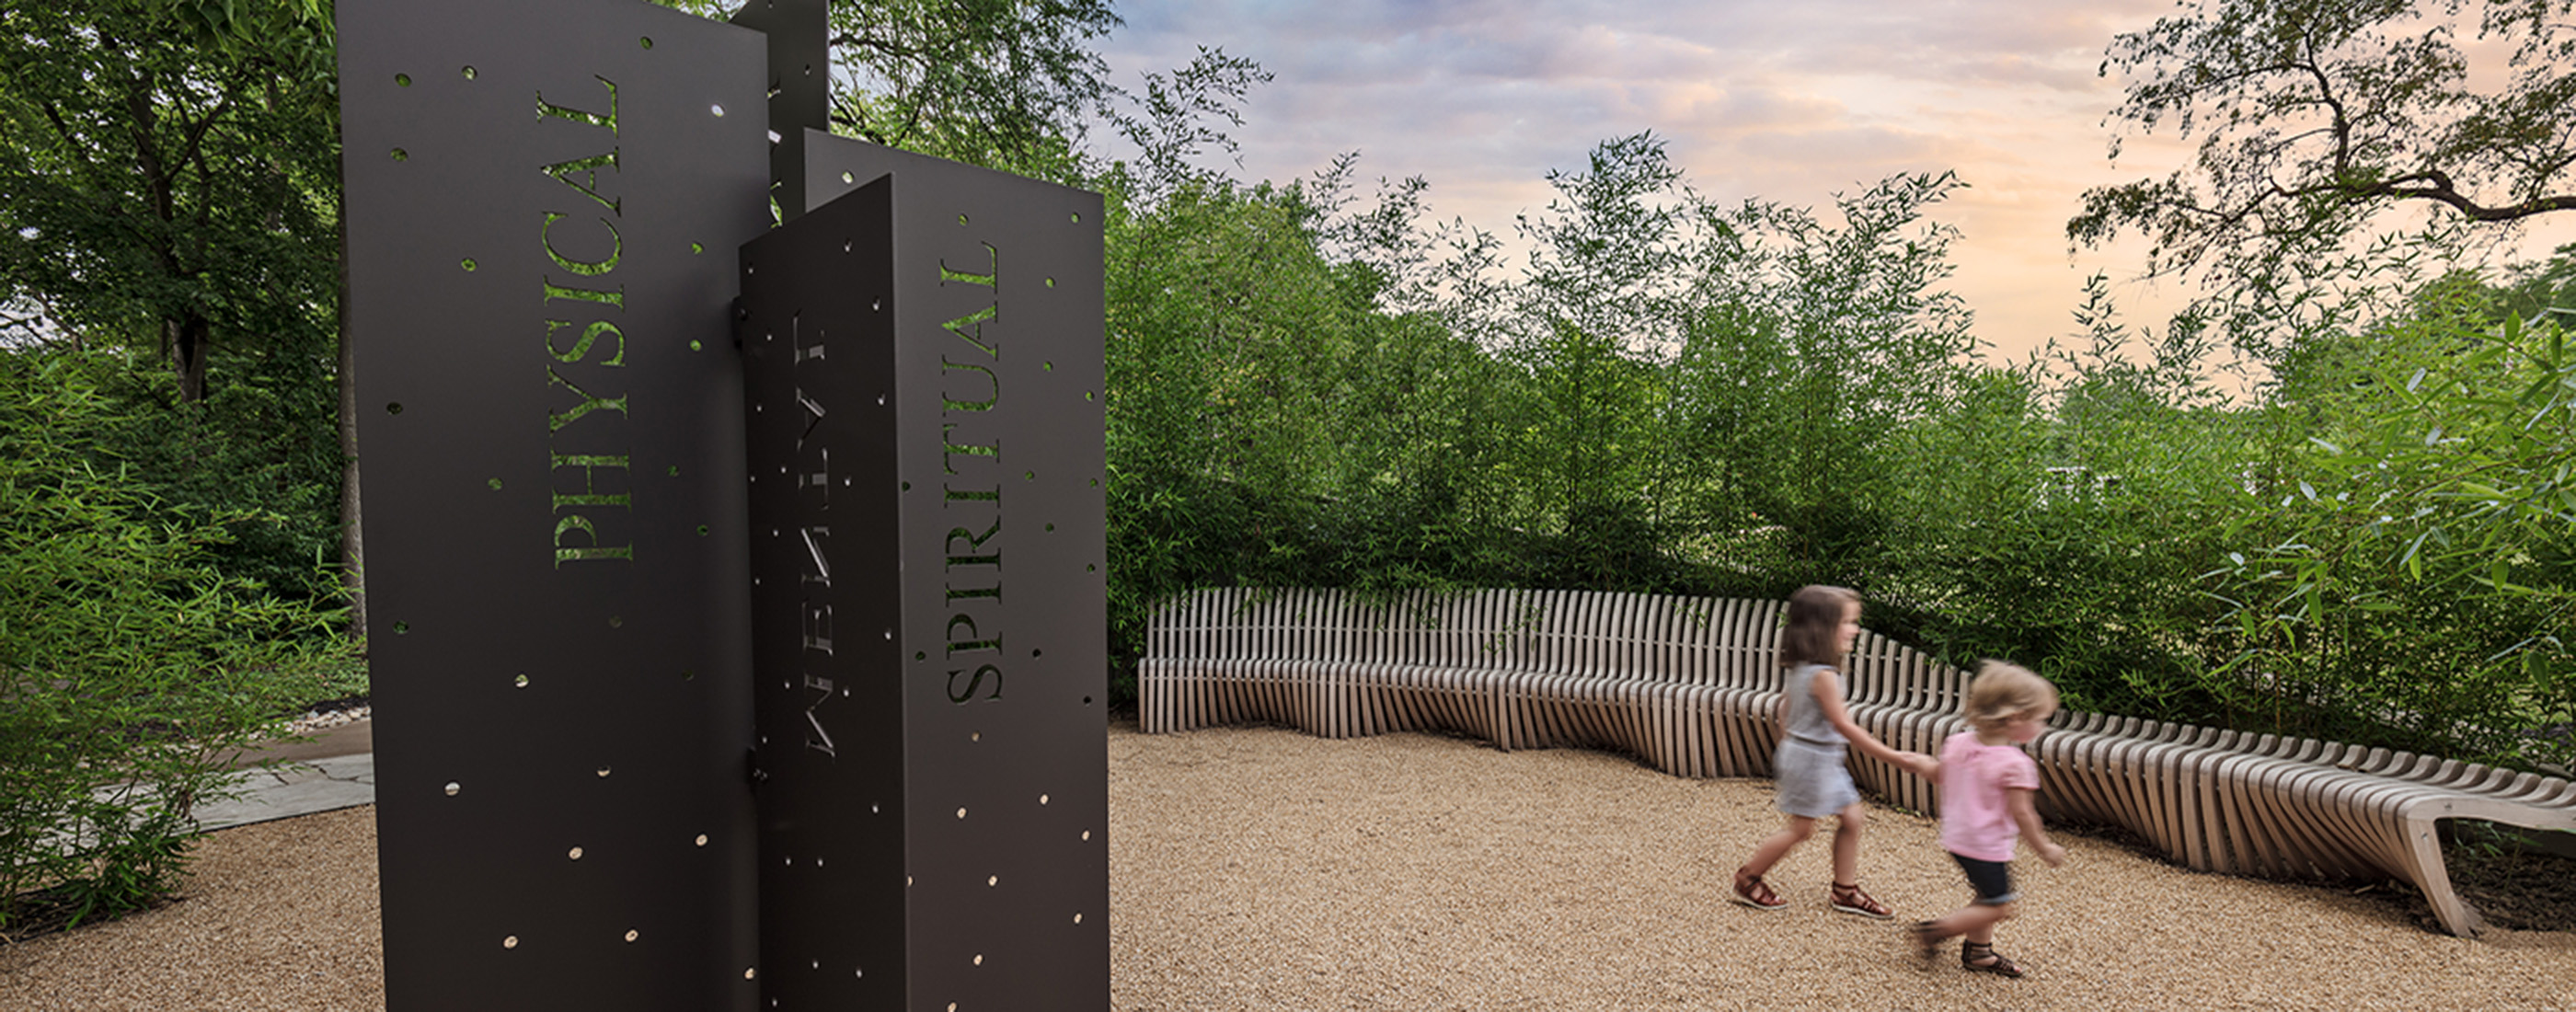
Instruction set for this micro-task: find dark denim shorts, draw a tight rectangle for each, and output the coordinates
[1950,852,2018,905]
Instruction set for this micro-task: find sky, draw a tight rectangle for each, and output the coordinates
[1085,0,2576,367]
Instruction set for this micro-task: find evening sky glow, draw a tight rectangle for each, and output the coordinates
[1089,0,2576,366]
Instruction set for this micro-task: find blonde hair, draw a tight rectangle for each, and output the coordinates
[1961,661,2058,731]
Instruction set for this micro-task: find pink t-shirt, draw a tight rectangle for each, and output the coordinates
[1938,730,2041,862]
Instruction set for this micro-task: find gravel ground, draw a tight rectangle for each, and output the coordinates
[5,721,2570,1010]
[0,804,382,1011]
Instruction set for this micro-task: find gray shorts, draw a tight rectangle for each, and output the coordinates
[1773,736,1859,818]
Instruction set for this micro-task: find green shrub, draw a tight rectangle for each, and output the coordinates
[2195,278,2575,768]
[0,350,351,935]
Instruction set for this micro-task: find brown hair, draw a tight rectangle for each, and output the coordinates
[1777,585,1861,670]
[1962,661,2060,731]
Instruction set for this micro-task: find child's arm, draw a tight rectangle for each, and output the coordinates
[1811,668,1934,772]
[2006,788,2066,867]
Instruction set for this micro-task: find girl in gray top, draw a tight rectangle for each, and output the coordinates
[1729,585,1936,918]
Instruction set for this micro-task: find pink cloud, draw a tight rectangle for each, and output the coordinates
[1088,0,2212,361]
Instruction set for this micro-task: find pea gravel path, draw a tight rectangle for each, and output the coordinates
[5,721,2570,1010]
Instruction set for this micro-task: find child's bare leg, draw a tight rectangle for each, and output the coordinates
[1742,815,1817,878]
[1829,802,1867,885]
[1927,900,2013,943]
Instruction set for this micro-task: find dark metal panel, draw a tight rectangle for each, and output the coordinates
[726,0,828,223]
[804,133,1110,1012]
[739,177,909,1010]
[339,1,766,1007]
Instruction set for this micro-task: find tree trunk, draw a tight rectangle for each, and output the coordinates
[172,312,210,403]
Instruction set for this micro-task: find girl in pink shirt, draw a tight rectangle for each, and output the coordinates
[1905,661,2066,978]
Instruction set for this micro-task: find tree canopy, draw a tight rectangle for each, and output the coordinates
[0,1,339,401]
[2070,0,2576,332]
[827,0,1121,175]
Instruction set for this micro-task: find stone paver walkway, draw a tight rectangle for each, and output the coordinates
[195,720,378,832]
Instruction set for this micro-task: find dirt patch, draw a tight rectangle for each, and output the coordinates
[2452,843,2576,934]
[2,883,126,946]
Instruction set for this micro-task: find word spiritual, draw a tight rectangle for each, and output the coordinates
[939,245,1004,704]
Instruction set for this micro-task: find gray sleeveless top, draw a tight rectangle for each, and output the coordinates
[1781,663,1846,747]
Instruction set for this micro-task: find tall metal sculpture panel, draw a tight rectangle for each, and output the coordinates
[340,0,767,1006]
[740,136,1110,1010]
[738,177,908,1007]
[344,0,1107,1006]
[725,0,828,224]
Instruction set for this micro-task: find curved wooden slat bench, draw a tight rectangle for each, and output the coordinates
[1143,588,1790,777]
[1139,586,2576,937]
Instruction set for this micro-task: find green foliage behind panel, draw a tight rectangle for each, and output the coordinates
[0,350,350,935]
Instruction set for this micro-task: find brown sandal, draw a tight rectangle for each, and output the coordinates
[1961,940,2023,978]
[1830,880,1892,919]
[1731,868,1788,910]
